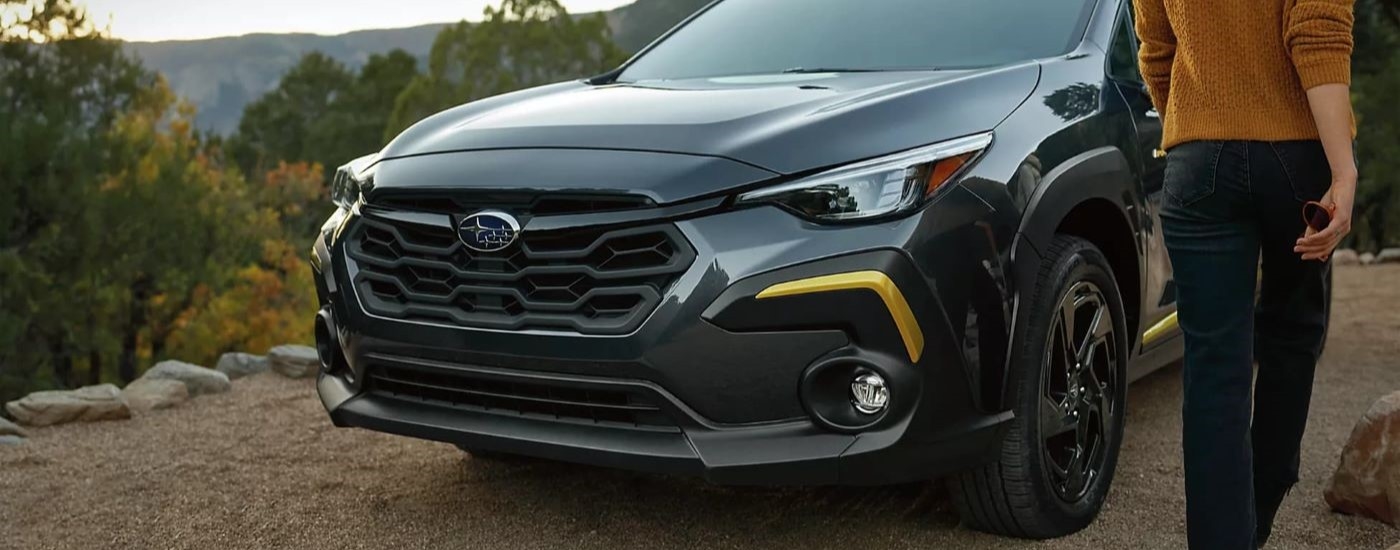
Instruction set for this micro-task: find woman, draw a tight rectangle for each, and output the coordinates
[1132,0,1356,548]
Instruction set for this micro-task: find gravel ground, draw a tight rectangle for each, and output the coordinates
[3,265,1399,550]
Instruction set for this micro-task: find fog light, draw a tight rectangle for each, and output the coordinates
[850,372,889,415]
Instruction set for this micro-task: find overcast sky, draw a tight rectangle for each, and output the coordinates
[81,0,635,42]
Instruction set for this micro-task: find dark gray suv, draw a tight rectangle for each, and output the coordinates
[311,0,1193,538]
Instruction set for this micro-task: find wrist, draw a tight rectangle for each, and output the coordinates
[1331,164,1358,179]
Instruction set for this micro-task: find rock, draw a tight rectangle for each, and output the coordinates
[140,360,231,396]
[1326,391,1400,526]
[0,435,23,446]
[215,352,268,380]
[121,378,189,411]
[0,416,27,437]
[1332,249,1360,266]
[1361,252,1377,265]
[1377,248,1400,264]
[268,345,320,379]
[3,384,131,427]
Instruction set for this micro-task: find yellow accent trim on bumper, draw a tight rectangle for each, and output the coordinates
[1142,312,1179,345]
[756,271,925,363]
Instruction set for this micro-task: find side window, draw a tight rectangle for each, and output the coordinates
[1108,5,1143,83]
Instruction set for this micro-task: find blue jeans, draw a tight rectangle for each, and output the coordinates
[1161,140,1331,549]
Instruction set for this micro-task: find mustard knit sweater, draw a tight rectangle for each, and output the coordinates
[1132,0,1356,150]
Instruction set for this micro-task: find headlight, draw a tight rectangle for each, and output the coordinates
[736,132,993,222]
[331,154,379,209]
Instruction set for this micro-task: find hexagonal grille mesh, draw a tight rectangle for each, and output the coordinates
[345,212,695,335]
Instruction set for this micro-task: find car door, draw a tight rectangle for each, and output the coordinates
[1106,1,1178,349]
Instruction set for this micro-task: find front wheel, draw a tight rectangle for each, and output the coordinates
[949,235,1128,539]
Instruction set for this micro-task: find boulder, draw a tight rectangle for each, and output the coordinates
[1326,391,1400,526]
[215,352,268,380]
[3,384,131,427]
[141,360,231,396]
[1361,252,1377,265]
[1332,249,1360,266]
[1377,248,1400,265]
[0,435,23,446]
[121,378,189,411]
[268,345,320,379]
[0,416,27,437]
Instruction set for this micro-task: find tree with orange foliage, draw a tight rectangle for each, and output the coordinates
[1,0,159,397]
[94,80,266,380]
[2,0,330,399]
[165,163,324,366]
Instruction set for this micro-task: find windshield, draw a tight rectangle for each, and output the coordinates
[619,0,1097,81]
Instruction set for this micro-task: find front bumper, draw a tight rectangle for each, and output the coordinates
[319,363,1010,485]
[312,187,1015,485]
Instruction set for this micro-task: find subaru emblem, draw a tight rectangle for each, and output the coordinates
[457,210,521,252]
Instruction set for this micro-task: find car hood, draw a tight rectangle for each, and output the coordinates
[377,63,1039,194]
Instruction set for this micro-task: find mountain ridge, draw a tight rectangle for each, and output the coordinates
[123,22,457,46]
[124,0,711,135]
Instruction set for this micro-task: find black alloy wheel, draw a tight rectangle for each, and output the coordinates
[1040,280,1118,503]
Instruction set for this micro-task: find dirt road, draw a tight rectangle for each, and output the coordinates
[3,265,1399,550]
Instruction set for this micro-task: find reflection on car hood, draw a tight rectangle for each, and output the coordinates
[379,63,1041,176]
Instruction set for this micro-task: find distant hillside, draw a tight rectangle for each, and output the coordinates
[126,24,446,135]
[607,0,710,53]
[124,0,711,135]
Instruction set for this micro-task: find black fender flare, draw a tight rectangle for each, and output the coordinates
[1002,146,1142,407]
[1015,147,1139,256]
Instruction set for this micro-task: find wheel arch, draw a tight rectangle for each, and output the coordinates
[1002,146,1143,408]
[1055,199,1140,350]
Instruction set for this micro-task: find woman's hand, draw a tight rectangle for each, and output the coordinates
[1297,82,1357,263]
[1295,171,1356,261]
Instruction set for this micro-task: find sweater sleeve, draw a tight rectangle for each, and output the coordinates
[1132,0,1176,115]
[1285,0,1355,88]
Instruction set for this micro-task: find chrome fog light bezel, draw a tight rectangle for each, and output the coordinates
[800,355,905,433]
[850,372,890,415]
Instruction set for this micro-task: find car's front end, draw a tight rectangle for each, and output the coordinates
[312,0,1100,486]
[311,129,1020,485]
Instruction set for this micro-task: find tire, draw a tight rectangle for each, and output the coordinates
[949,235,1129,539]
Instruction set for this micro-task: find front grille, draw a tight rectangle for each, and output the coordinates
[367,364,679,432]
[345,208,695,335]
